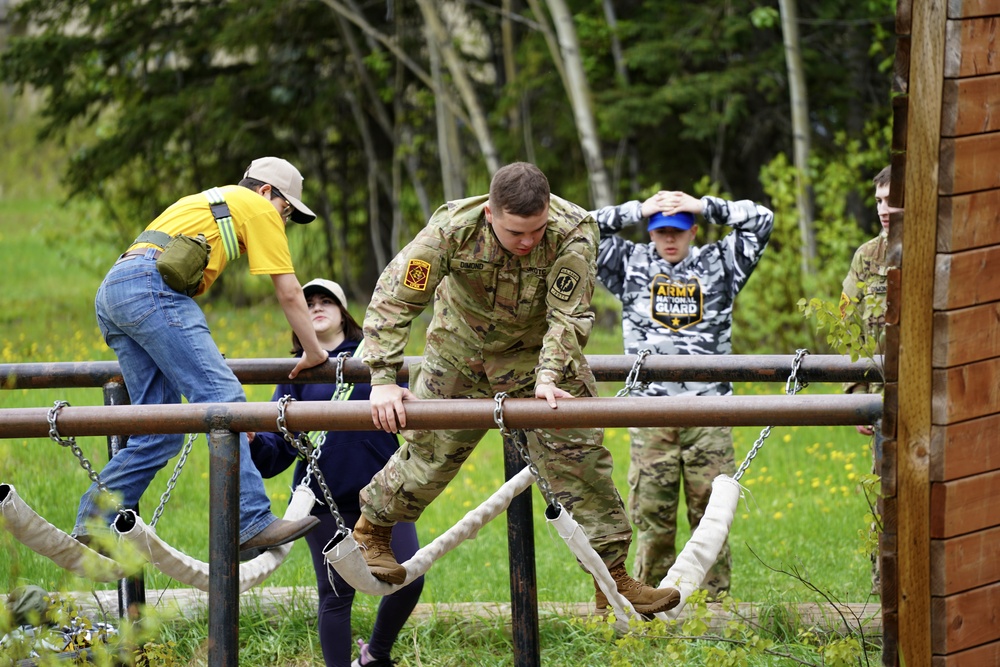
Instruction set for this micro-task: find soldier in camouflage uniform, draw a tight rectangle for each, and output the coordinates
[593,190,774,597]
[841,165,898,438]
[841,165,900,595]
[353,162,680,615]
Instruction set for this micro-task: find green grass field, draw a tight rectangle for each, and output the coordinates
[0,195,879,664]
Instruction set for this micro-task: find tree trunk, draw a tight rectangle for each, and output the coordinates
[602,0,638,194]
[542,0,612,207]
[415,0,501,175]
[778,0,816,275]
[429,32,464,201]
[337,2,432,222]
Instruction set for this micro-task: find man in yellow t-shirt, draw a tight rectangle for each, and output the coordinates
[74,157,328,558]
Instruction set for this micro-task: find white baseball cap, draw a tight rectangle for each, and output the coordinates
[302,278,348,307]
[244,156,317,224]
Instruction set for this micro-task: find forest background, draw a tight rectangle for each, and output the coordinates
[1,0,898,355]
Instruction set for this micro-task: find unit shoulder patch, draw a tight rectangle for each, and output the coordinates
[404,259,431,291]
[549,267,581,302]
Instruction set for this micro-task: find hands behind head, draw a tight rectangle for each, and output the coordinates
[640,190,703,218]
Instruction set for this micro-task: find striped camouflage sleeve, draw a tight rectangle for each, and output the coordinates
[703,195,775,294]
[593,200,644,301]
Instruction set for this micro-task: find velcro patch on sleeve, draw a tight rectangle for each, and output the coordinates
[404,259,431,291]
[549,267,581,302]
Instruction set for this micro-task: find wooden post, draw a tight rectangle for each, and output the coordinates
[897,0,946,665]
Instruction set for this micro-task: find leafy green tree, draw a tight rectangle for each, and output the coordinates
[2,0,897,304]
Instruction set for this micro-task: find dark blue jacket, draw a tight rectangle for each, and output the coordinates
[250,338,399,514]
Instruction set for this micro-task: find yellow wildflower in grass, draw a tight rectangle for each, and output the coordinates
[444,487,454,495]
[463,500,471,508]
[772,512,783,520]
[782,434,792,443]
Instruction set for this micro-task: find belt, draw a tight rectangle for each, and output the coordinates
[115,248,162,264]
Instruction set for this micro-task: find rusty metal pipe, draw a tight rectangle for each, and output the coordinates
[0,395,881,439]
[0,355,882,390]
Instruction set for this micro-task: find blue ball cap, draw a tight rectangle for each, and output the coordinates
[648,211,695,232]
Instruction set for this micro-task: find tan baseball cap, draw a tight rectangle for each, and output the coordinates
[244,156,317,224]
[302,278,348,307]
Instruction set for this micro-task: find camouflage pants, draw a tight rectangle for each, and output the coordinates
[627,425,734,596]
[360,351,633,566]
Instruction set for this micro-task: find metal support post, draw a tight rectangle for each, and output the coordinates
[102,381,145,620]
[504,435,540,667]
[208,428,240,667]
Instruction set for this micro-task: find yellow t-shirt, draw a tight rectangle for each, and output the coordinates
[132,185,294,295]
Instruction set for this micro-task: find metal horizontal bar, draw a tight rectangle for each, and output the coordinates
[0,355,882,390]
[0,394,882,439]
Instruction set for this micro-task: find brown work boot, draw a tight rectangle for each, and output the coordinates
[239,516,320,560]
[353,514,407,585]
[594,565,681,616]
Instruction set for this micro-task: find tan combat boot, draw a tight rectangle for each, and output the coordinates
[594,564,680,616]
[353,514,407,585]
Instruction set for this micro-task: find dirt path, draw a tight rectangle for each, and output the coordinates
[63,587,882,635]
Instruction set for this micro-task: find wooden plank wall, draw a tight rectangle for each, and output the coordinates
[890,0,1000,665]
[892,0,1000,667]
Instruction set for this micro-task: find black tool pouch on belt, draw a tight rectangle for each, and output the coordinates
[156,234,211,296]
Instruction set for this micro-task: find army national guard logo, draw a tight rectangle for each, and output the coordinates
[549,267,580,302]
[650,274,703,330]
[404,259,431,291]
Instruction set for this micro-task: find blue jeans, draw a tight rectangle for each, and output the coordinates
[75,249,276,543]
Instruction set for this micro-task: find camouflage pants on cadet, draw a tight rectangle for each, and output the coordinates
[628,425,735,596]
[359,350,634,567]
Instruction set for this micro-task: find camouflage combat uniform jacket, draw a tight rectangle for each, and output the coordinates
[364,193,597,389]
[593,196,774,398]
[840,231,888,395]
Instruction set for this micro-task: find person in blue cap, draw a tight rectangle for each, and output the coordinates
[591,190,774,600]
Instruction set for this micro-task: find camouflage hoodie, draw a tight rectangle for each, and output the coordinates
[593,196,774,398]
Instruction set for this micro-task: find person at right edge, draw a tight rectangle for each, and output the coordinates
[840,164,900,594]
[592,189,774,599]
[352,162,680,617]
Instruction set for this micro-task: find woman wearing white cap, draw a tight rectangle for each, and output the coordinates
[250,278,423,667]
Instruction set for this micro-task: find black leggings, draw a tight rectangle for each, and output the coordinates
[305,509,424,667]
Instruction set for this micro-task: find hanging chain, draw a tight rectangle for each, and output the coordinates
[276,395,349,537]
[149,432,197,529]
[733,349,810,482]
[332,351,353,402]
[493,392,559,509]
[47,401,125,516]
[615,348,652,397]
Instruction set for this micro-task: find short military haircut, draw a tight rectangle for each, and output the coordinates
[872,165,891,188]
[489,162,550,217]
